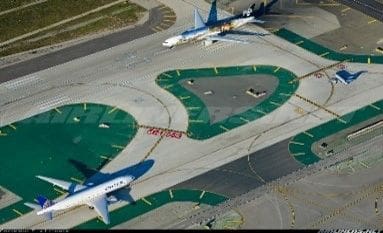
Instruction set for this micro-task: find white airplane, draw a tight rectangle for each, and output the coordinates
[25,159,154,225]
[162,0,278,48]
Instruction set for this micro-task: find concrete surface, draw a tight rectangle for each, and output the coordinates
[0,0,382,229]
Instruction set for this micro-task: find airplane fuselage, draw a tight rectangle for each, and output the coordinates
[163,16,254,47]
[37,175,134,215]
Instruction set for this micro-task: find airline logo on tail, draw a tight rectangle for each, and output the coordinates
[37,195,53,209]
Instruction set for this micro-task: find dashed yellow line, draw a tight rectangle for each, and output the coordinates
[359,161,369,168]
[54,188,66,195]
[199,190,206,199]
[368,19,377,24]
[291,61,345,83]
[163,15,176,19]
[180,96,191,100]
[320,52,330,57]
[54,108,62,114]
[187,107,201,110]
[369,104,380,110]
[256,109,267,115]
[290,141,304,146]
[274,66,281,73]
[164,84,174,89]
[294,93,343,120]
[169,189,174,199]
[141,197,152,205]
[83,103,87,111]
[280,93,292,97]
[295,40,304,45]
[100,155,112,161]
[240,117,250,123]
[12,209,23,216]
[337,117,347,124]
[292,152,305,157]
[70,177,83,183]
[9,124,16,130]
[162,18,175,23]
[108,106,118,114]
[162,73,172,78]
[220,125,230,132]
[112,144,125,150]
[156,26,164,31]
[270,101,281,106]
[253,65,257,72]
[189,119,204,123]
[214,67,219,74]
[341,7,351,13]
[151,27,161,32]
[368,57,371,64]
[303,131,314,138]
[319,3,340,6]
[176,70,181,76]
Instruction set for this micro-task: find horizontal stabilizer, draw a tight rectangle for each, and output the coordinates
[26,196,53,221]
[37,175,86,193]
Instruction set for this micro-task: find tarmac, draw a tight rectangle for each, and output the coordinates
[0,0,383,229]
[174,138,303,198]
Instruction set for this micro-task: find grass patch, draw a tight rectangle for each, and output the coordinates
[0,2,145,56]
[0,0,117,42]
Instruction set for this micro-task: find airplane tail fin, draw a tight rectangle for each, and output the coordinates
[25,195,54,220]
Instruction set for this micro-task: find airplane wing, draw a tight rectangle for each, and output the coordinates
[37,175,86,193]
[223,30,269,36]
[206,35,251,44]
[89,195,110,224]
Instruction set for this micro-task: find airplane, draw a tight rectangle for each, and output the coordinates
[162,0,279,48]
[331,69,368,85]
[24,159,154,225]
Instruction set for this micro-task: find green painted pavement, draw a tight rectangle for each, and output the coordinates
[156,65,299,140]
[75,189,228,229]
[289,100,383,165]
[274,28,383,64]
[0,103,137,224]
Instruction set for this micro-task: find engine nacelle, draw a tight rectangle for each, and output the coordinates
[107,195,118,203]
[203,40,213,47]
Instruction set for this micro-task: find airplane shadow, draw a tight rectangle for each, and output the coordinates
[67,158,155,205]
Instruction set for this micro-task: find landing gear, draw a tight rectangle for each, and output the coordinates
[89,206,94,210]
